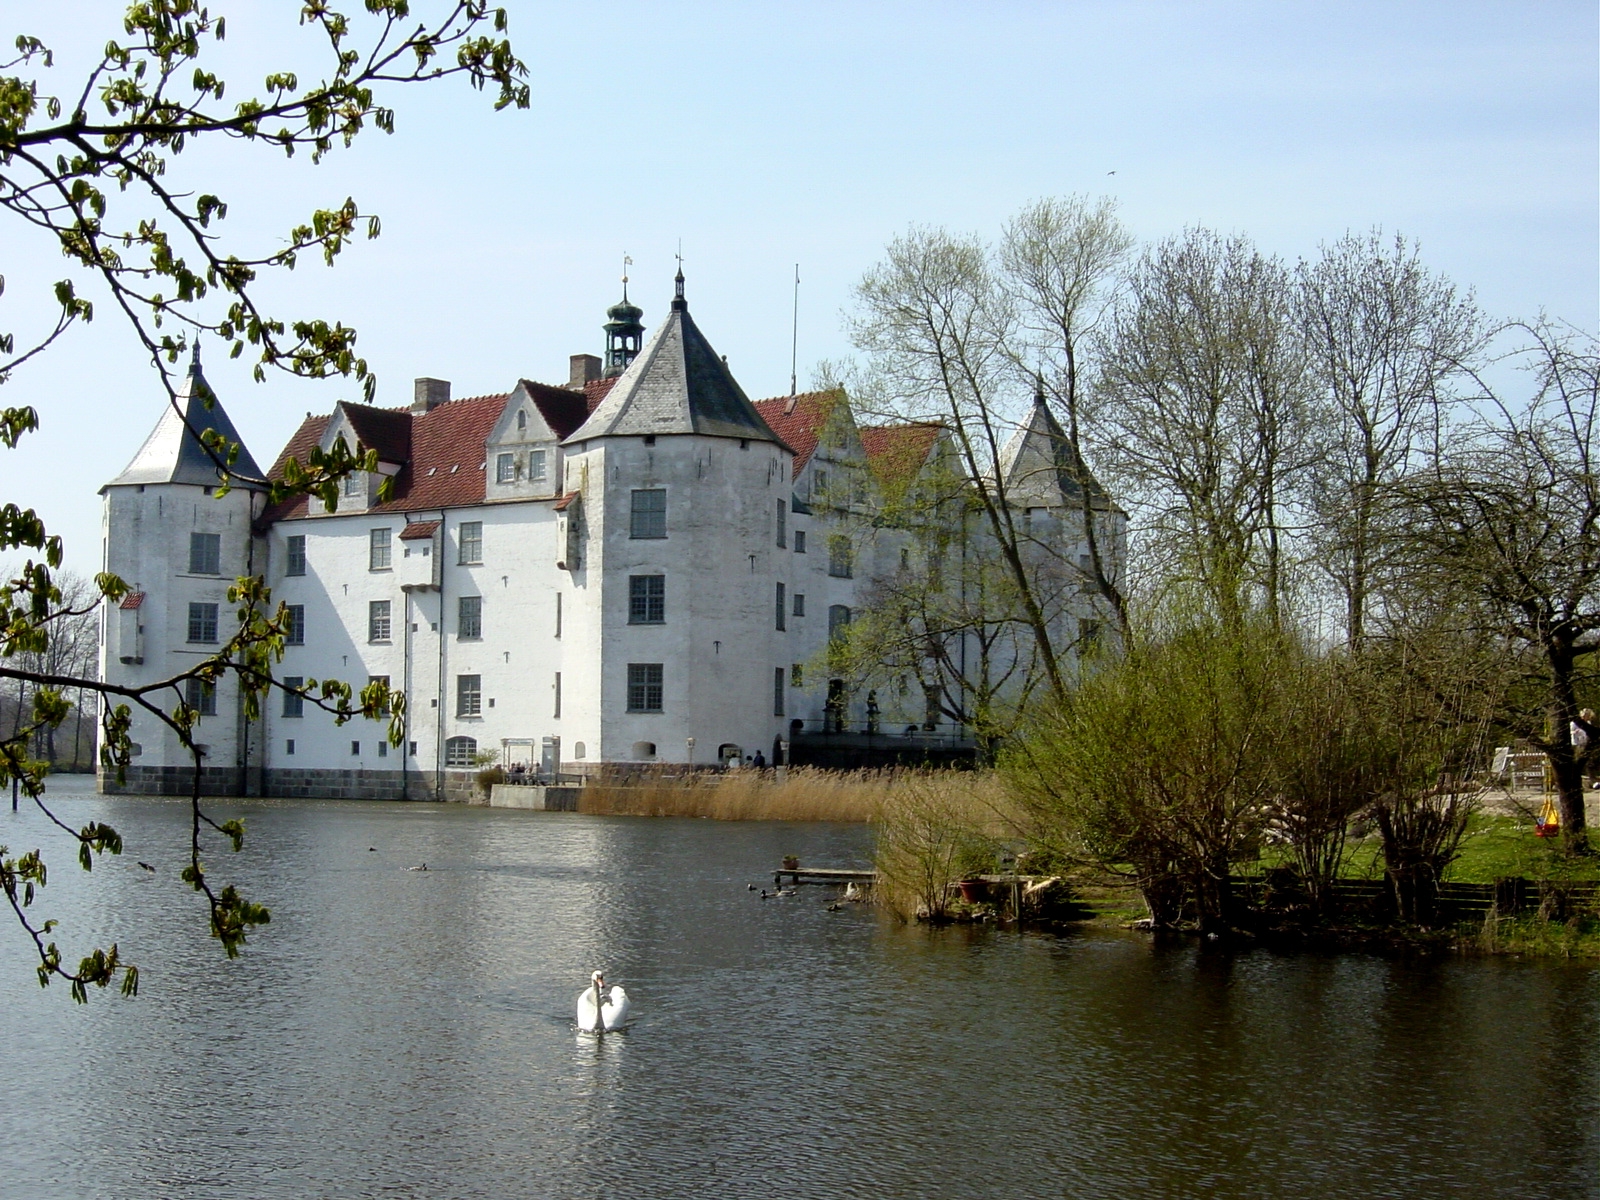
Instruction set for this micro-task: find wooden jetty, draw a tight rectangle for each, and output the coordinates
[773,866,878,888]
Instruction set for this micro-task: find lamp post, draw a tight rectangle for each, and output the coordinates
[685,736,695,770]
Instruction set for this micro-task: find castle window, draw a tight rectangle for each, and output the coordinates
[528,449,547,481]
[1078,618,1104,653]
[630,489,667,539]
[351,741,361,756]
[457,674,482,717]
[445,736,477,767]
[517,409,527,431]
[286,739,295,755]
[627,663,663,712]
[794,530,806,554]
[369,527,392,571]
[553,671,562,718]
[496,453,515,484]
[343,471,363,498]
[184,677,216,716]
[774,666,786,717]
[285,535,306,576]
[629,575,665,624]
[776,499,787,548]
[828,604,852,644]
[368,600,391,643]
[775,582,786,631]
[285,604,305,645]
[187,602,219,644]
[459,595,482,639]
[378,741,388,758]
[794,592,805,617]
[828,536,853,579]
[188,532,221,575]
[282,676,304,718]
[459,521,483,564]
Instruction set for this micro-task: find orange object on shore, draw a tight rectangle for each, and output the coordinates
[1535,796,1561,838]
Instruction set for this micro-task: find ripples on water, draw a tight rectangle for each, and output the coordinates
[3,785,1598,1199]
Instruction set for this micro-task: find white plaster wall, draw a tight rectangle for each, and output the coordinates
[100,481,259,774]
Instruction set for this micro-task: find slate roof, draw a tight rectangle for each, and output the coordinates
[996,398,1113,509]
[564,296,790,450]
[752,389,844,479]
[103,350,266,489]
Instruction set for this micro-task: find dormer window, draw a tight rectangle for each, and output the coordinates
[517,409,527,432]
[496,453,515,484]
[342,472,362,498]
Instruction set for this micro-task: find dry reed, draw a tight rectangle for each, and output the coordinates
[577,766,911,822]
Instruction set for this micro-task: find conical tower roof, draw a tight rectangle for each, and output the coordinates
[995,391,1111,509]
[103,346,265,490]
[565,277,791,450]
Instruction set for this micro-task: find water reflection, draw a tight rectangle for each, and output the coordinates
[3,786,1597,1199]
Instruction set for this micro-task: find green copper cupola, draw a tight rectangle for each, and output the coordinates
[603,274,645,379]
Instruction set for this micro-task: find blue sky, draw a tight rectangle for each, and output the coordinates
[2,1,1595,572]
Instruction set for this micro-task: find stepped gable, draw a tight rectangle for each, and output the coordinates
[103,347,265,490]
[859,422,943,488]
[519,378,590,439]
[996,394,1112,509]
[564,284,791,451]
[752,389,843,479]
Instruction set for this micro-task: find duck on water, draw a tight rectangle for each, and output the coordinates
[577,971,630,1033]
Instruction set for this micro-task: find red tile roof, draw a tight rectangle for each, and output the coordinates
[340,402,412,465]
[522,379,591,440]
[399,520,440,540]
[553,491,580,512]
[262,393,511,523]
[860,422,943,487]
[119,591,145,610]
[752,389,844,479]
[584,376,619,413]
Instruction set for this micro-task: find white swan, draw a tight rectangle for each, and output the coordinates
[576,970,631,1033]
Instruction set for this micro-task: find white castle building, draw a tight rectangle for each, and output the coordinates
[98,275,1122,799]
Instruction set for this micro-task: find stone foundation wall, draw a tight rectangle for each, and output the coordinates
[98,764,245,796]
[98,765,497,804]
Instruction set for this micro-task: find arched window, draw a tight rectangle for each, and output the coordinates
[573,741,587,760]
[444,736,477,768]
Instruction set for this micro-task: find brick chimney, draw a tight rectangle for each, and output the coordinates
[568,354,602,391]
[412,377,451,413]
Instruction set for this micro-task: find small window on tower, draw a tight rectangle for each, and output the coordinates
[188,532,221,575]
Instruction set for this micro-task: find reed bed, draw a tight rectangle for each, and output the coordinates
[577,766,914,822]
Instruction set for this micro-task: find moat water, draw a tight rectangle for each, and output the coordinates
[4,782,1598,1199]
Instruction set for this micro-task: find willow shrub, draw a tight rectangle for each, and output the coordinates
[1005,617,1298,933]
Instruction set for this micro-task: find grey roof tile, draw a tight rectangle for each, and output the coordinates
[104,350,265,489]
[563,296,791,450]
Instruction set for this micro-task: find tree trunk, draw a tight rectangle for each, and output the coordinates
[1545,641,1590,850]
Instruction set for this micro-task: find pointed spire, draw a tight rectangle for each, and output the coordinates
[673,260,687,312]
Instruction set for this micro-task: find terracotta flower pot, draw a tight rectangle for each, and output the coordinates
[957,879,985,904]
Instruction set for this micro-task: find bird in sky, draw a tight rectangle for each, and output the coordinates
[1106,170,1117,175]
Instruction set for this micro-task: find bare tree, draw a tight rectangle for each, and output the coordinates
[1397,321,1600,847]
[1001,196,1134,633]
[1297,231,1483,647]
[1092,229,1312,628]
